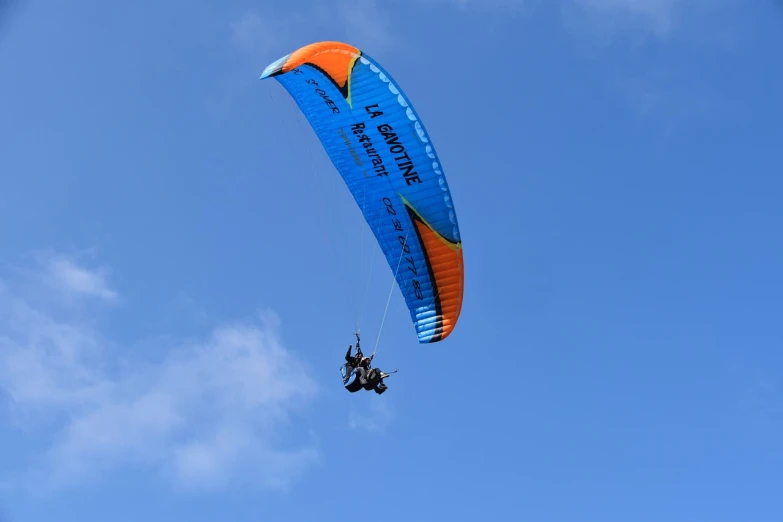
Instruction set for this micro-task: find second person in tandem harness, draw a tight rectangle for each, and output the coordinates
[341,333,393,395]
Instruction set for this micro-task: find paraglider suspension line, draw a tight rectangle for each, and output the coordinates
[372,232,409,358]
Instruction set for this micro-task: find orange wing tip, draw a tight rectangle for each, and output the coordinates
[409,206,464,344]
[260,41,361,87]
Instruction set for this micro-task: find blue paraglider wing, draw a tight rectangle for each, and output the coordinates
[260,42,464,343]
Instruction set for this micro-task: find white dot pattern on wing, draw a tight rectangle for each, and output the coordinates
[352,53,460,241]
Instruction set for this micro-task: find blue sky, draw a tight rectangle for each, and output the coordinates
[1,0,782,521]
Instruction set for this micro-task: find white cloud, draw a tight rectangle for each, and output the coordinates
[45,254,117,303]
[0,283,108,411]
[0,254,319,494]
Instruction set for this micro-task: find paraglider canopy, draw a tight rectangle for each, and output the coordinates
[260,41,464,343]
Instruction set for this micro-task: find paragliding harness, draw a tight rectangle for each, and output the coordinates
[340,333,396,395]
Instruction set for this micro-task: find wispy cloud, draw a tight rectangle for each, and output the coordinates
[45,254,118,303]
[0,254,319,494]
